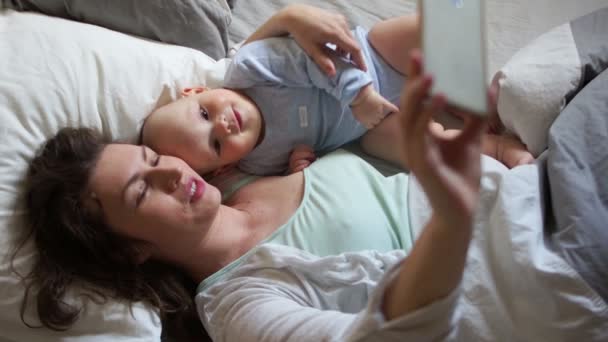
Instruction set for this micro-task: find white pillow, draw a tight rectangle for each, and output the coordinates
[493,22,580,157]
[494,6,608,157]
[0,10,227,342]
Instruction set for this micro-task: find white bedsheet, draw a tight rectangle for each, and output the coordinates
[408,156,608,340]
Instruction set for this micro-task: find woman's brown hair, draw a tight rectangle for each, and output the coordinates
[13,127,207,340]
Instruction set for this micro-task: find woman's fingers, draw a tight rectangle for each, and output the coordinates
[309,45,337,76]
[406,49,423,79]
[423,95,448,138]
[340,32,367,71]
[452,88,496,144]
[401,74,433,139]
[327,27,367,72]
[456,115,485,146]
[333,14,367,71]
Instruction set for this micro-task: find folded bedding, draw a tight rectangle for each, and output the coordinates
[543,62,608,303]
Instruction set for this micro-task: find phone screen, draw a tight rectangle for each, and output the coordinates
[421,0,488,114]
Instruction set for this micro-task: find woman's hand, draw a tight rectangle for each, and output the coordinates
[399,50,492,228]
[382,50,494,320]
[245,4,366,77]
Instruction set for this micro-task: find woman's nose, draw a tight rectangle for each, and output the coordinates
[213,114,231,137]
[148,165,182,193]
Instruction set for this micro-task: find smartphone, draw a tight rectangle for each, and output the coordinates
[420,0,489,114]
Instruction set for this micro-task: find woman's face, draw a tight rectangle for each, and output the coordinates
[87,143,222,261]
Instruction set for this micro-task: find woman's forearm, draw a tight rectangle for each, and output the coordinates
[244,7,292,45]
[382,214,472,320]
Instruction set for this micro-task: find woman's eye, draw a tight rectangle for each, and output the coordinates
[200,108,209,120]
[136,182,148,207]
[214,140,221,154]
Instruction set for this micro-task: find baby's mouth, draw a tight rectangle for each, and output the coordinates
[233,108,243,131]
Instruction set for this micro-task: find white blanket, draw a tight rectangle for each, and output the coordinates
[408,156,608,340]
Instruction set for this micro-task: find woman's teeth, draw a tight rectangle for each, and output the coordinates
[190,182,197,197]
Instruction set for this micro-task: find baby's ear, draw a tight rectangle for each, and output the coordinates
[181,86,208,97]
[210,163,237,177]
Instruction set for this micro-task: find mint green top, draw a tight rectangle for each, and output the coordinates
[199,149,412,290]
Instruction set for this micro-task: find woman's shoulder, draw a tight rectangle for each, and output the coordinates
[227,171,303,205]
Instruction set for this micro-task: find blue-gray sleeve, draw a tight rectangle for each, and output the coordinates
[224,37,373,109]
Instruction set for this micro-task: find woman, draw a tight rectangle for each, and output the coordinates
[16,5,489,341]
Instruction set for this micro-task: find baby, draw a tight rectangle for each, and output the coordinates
[142,18,532,176]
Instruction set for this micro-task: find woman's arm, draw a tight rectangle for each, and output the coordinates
[243,4,366,76]
[198,246,457,341]
[382,50,492,319]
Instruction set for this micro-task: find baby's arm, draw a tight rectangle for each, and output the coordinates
[287,145,316,174]
[225,33,373,110]
[350,84,399,129]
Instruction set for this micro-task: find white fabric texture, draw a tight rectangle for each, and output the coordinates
[494,23,581,156]
[409,156,608,341]
[197,245,460,342]
[0,10,228,342]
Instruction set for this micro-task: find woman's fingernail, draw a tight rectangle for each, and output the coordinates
[423,75,433,86]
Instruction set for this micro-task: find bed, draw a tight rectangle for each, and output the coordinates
[0,0,607,341]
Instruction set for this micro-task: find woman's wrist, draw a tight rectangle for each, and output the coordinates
[269,4,302,38]
[272,6,293,34]
[244,6,293,45]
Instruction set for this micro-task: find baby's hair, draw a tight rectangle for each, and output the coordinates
[138,88,200,145]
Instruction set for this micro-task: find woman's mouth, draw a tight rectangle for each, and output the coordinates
[188,178,205,203]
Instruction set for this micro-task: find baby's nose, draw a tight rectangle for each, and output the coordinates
[214,115,231,136]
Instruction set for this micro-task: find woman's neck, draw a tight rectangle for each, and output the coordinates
[179,172,305,283]
[178,205,255,282]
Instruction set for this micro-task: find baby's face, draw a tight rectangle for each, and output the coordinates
[142,88,263,174]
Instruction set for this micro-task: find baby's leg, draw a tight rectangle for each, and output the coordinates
[361,113,405,168]
[367,14,420,75]
[483,134,534,168]
[361,114,453,169]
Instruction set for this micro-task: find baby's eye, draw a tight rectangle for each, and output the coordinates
[200,108,209,120]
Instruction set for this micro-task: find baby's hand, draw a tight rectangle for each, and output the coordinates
[350,85,399,129]
[288,145,316,174]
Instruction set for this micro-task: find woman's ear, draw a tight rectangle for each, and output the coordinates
[181,86,208,97]
[132,241,153,265]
